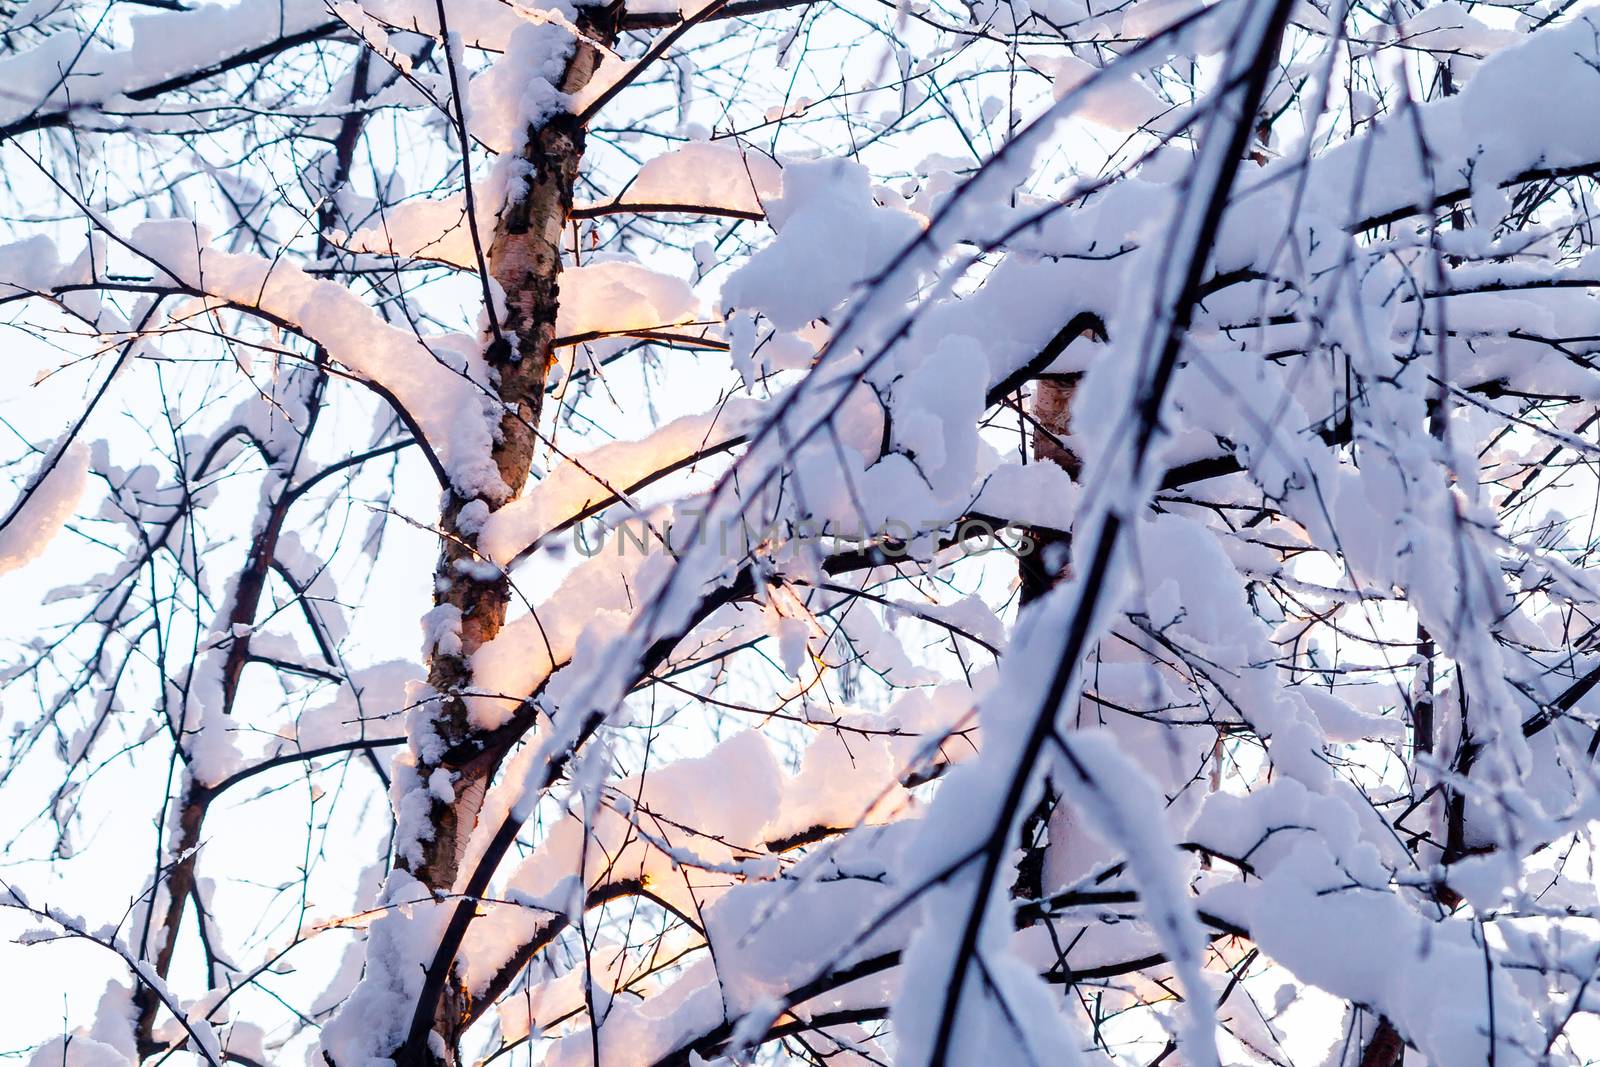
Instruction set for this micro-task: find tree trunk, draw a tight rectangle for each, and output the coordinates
[397,10,618,1061]
[1011,365,1082,904]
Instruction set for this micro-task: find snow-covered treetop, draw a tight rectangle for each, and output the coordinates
[4,0,1600,1064]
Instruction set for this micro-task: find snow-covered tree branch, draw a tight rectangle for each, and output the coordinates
[4,0,1600,1064]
